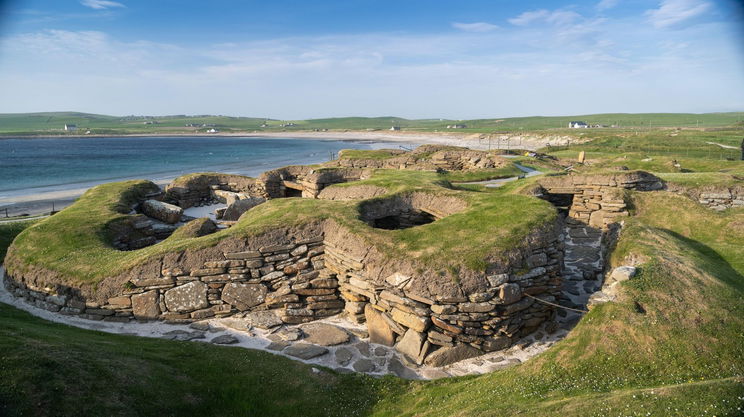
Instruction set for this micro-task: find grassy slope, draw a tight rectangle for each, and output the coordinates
[6,167,555,283]
[0,220,39,259]
[0,192,742,416]
[368,192,744,416]
[1,111,742,135]
[0,302,401,417]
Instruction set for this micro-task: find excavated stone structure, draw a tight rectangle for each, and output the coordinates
[2,145,667,366]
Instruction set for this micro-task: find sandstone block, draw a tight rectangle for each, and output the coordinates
[423,344,482,367]
[396,328,426,364]
[141,200,183,224]
[221,282,267,310]
[132,290,160,319]
[498,283,522,304]
[300,323,350,346]
[364,304,396,346]
[164,281,208,313]
[391,307,430,332]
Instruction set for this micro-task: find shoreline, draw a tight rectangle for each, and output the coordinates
[0,132,562,217]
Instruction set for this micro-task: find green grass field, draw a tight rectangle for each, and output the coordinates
[1,118,744,415]
[1,190,743,416]
[1,111,742,136]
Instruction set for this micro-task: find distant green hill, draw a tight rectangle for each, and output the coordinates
[0,111,742,135]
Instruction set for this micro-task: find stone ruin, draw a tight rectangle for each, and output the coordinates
[3,146,672,368]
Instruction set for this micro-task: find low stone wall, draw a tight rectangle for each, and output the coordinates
[687,187,744,211]
[258,166,371,198]
[324,231,563,366]
[4,238,336,324]
[165,174,266,208]
[538,171,663,229]
[332,145,510,172]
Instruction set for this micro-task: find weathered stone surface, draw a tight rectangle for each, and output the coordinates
[352,358,375,372]
[221,283,267,311]
[364,304,396,346]
[222,197,266,221]
[224,250,262,260]
[211,334,239,344]
[482,336,511,352]
[164,281,209,313]
[396,329,426,364]
[107,296,131,307]
[244,310,283,329]
[132,290,159,319]
[424,344,482,367]
[162,330,206,341]
[457,302,493,313]
[498,283,521,304]
[335,347,353,365]
[388,357,419,379]
[430,304,456,315]
[431,316,462,334]
[284,343,329,360]
[609,266,637,283]
[391,308,430,332]
[385,272,412,288]
[141,199,183,224]
[301,323,350,346]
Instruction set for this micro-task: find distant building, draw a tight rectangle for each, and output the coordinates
[446,124,467,129]
[64,124,78,132]
[568,121,588,128]
[390,126,401,131]
[207,128,219,133]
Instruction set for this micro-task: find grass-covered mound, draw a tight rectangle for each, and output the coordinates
[1,190,742,416]
[4,167,555,286]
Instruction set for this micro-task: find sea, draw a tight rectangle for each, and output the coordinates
[0,136,406,200]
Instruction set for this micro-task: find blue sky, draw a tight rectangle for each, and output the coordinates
[0,0,742,119]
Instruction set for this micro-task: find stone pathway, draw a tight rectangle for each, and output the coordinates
[556,222,605,329]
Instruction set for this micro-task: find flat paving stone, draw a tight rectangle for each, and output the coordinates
[301,323,350,346]
[388,357,420,379]
[266,341,290,351]
[211,334,239,345]
[352,358,375,372]
[335,347,353,365]
[354,341,371,357]
[162,330,206,341]
[284,343,329,360]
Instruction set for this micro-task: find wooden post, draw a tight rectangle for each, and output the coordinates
[578,151,586,164]
[740,138,744,161]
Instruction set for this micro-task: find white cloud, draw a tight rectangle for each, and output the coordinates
[451,22,499,33]
[80,0,125,10]
[596,0,619,11]
[509,9,582,26]
[646,0,712,28]
[0,23,742,118]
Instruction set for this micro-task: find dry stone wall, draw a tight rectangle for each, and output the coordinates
[538,171,663,229]
[678,186,744,211]
[323,230,563,366]
[4,237,337,325]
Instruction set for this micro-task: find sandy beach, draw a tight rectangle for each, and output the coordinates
[0,131,573,218]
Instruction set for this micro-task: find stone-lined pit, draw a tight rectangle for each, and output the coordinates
[358,192,466,230]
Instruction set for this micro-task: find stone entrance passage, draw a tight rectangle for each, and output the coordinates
[536,171,664,327]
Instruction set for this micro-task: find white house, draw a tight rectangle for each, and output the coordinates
[64,124,78,132]
[568,121,588,128]
[390,126,401,131]
[207,128,219,133]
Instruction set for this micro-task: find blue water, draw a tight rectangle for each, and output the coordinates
[0,136,396,199]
